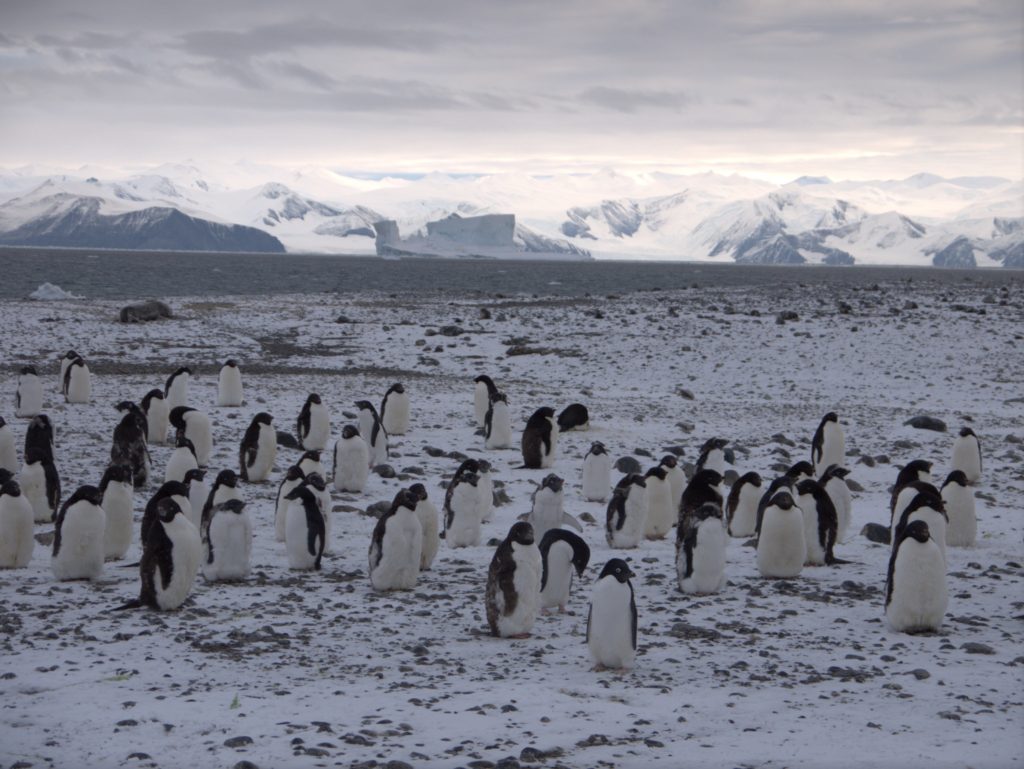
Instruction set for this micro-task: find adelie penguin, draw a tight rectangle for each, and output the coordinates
[302,472,332,550]
[474,374,499,428]
[581,442,611,502]
[679,469,725,526]
[659,454,686,512]
[99,464,134,560]
[169,406,212,467]
[298,449,325,479]
[0,417,16,475]
[165,435,199,485]
[112,401,151,488]
[284,482,326,571]
[58,350,79,390]
[141,389,169,445]
[889,459,933,520]
[51,485,106,581]
[484,391,514,450]
[20,446,60,523]
[696,438,729,475]
[62,356,91,404]
[811,412,845,477]
[444,464,483,548]
[297,393,331,452]
[527,474,582,543]
[24,413,55,463]
[477,459,495,523]
[942,470,976,547]
[118,497,201,612]
[368,488,423,591]
[521,407,558,469]
[201,469,242,540]
[274,465,305,542]
[164,366,191,411]
[794,479,840,566]
[756,492,806,579]
[355,400,389,467]
[893,491,948,564]
[182,468,208,531]
[409,483,439,571]
[890,480,943,543]
[202,498,251,582]
[676,502,727,595]
[239,412,276,482]
[380,383,410,436]
[0,479,35,568]
[332,425,369,493]
[587,558,637,671]
[885,520,947,634]
[15,365,43,418]
[141,481,193,547]
[216,359,243,407]
[725,471,761,538]
[557,403,589,432]
[951,427,982,484]
[605,474,648,549]
[539,529,590,613]
[643,465,674,540]
[485,521,542,638]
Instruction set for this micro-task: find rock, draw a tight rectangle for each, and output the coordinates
[614,456,642,474]
[909,668,931,680]
[903,415,947,432]
[276,430,300,449]
[771,433,795,447]
[439,325,465,337]
[668,622,721,640]
[424,446,446,457]
[372,464,396,479]
[579,512,596,524]
[365,501,391,518]
[119,300,172,323]
[385,761,414,769]
[846,479,865,492]
[224,736,254,748]
[961,642,995,655]
[335,315,354,323]
[677,388,695,400]
[861,523,891,544]
[723,469,739,486]
[496,759,521,769]
[233,762,260,769]
[479,308,492,320]
[776,310,799,324]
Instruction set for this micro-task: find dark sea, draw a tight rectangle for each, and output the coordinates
[0,247,1020,300]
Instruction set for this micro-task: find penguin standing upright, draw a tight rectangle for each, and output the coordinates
[885,520,947,633]
[15,366,43,418]
[818,465,853,543]
[477,459,495,523]
[164,436,199,484]
[169,406,213,467]
[794,479,839,566]
[643,465,674,539]
[474,375,499,427]
[298,449,325,479]
[951,427,982,484]
[202,499,251,582]
[893,492,948,563]
[485,391,514,449]
[201,470,242,540]
[557,403,589,432]
[99,464,134,560]
[811,412,845,476]
[20,447,60,523]
[942,470,976,547]
[528,474,582,542]
[62,357,91,404]
[539,529,590,612]
[587,558,637,671]
[284,483,326,571]
[725,471,762,538]
[676,502,727,595]
[133,497,201,611]
[182,468,208,531]
[164,366,191,411]
[659,454,686,512]
[368,489,423,591]
[679,469,725,527]
[216,360,243,407]
[605,474,648,548]
[696,438,729,475]
[380,383,410,436]
[485,521,542,638]
[409,483,439,571]
[141,389,169,445]
[332,425,369,493]
[274,465,305,542]
[0,480,34,568]
[51,485,105,581]
[582,442,611,502]
[444,469,482,548]
[889,460,933,519]
[297,393,331,451]
[521,407,558,469]
[302,473,332,551]
[58,350,79,389]
[355,400,388,467]
[890,481,942,542]
[756,492,806,579]
[141,481,192,546]
[0,418,16,475]
[111,401,151,489]
[24,413,55,462]
[239,412,276,482]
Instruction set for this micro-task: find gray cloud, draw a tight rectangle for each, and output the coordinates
[579,87,696,113]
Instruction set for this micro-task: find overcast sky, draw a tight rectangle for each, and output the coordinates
[0,0,1021,181]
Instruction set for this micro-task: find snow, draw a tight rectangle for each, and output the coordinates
[27,282,81,301]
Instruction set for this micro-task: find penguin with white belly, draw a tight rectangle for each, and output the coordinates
[581,442,611,503]
[444,468,483,548]
[818,465,853,543]
[355,400,389,467]
[409,483,439,571]
[298,394,331,451]
[659,454,686,512]
[0,479,35,568]
[182,468,208,531]
[676,502,727,595]
[539,528,590,613]
[0,418,16,475]
[605,474,648,549]
[941,470,976,547]
[587,558,637,671]
[527,474,582,542]
[169,406,212,467]
[332,425,369,493]
[274,465,305,542]
[486,521,542,638]
[756,492,806,579]
[99,464,134,560]
[643,465,674,540]
[20,446,60,523]
[284,483,326,571]
[811,412,845,477]
[298,449,326,479]
[368,488,423,591]
[117,497,200,611]
[696,438,729,475]
[893,492,948,563]
[15,366,43,418]
[477,459,495,523]
[380,383,410,436]
[141,481,192,546]
[885,520,947,633]
[794,479,840,566]
[141,389,169,445]
[485,392,514,449]
[51,485,106,581]
[164,436,199,484]
[725,471,761,538]
[216,360,243,407]
[951,427,982,484]
[202,498,251,582]
[474,375,499,428]
[164,366,191,411]
[112,401,151,489]
[201,470,242,540]
[62,357,91,404]
[59,351,79,390]
[239,412,276,482]
[521,407,558,469]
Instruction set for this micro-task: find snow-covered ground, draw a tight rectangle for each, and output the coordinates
[1,275,1022,769]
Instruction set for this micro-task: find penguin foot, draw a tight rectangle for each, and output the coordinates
[509,632,532,639]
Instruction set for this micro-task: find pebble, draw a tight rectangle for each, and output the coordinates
[224,736,253,748]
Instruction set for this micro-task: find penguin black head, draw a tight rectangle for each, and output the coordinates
[0,416,6,429]
[304,472,326,491]
[354,400,375,413]
[341,425,360,440]
[785,461,814,480]
[943,470,968,488]
[820,464,849,482]
[20,365,37,376]
[183,467,206,484]
[30,413,53,430]
[455,458,481,477]
[300,450,322,463]
[477,459,492,473]
[24,446,49,465]
[959,427,976,438]
[387,383,405,395]
[599,558,634,582]
[700,437,729,452]
[659,454,678,469]
[141,388,164,407]
[1,479,21,497]
[539,474,564,493]
[588,441,608,457]
[737,471,763,488]
[224,359,238,368]
[822,412,838,423]
[694,502,723,521]
[175,435,197,454]
[156,496,184,523]
[169,405,195,428]
[69,357,86,369]
[460,472,480,488]
[283,465,305,482]
[115,400,137,413]
[409,483,428,501]
[795,478,822,496]
[508,521,535,546]
[101,463,133,488]
[253,412,273,426]
[214,469,238,488]
[769,492,796,510]
[691,468,723,488]
[616,473,646,490]
[306,393,322,405]
[153,480,189,501]
[0,469,14,487]
[218,498,246,515]
[536,407,555,419]
[645,465,668,482]
[902,519,931,544]
[392,488,419,513]
[62,350,80,361]
[901,459,933,475]
[172,366,192,377]
[66,484,103,508]
[474,375,497,393]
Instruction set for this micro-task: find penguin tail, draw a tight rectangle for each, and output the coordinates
[119,560,141,569]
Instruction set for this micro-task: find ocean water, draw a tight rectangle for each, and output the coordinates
[0,247,1019,300]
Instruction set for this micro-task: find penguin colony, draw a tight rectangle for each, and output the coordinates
[0,353,991,672]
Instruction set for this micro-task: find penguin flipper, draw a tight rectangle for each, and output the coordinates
[560,512,584,533]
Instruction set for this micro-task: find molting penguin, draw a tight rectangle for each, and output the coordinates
[696,438,730,475]
[484,391,514,449]
[818,465,853,543]
[51,485,105,581]
[355,400,389,467]
[581,441,611,502]
[15,366,43,418]
[811,412,845,476]
[605,474,648,549]
[659,454,686,512]
[239,412,276,482]
[0,480,34,568]
[380,383,410,436]
[794,479,839,566]
[202,498,252,582]
[164,366,191,411]
[587,558,637,671]
[756,492,806,579]
[0,417,16,475]
[676,502,727,595]
[332,425,369,493]
[885,520,947,633]
[444,468,482,548]
[477,459,495,523]
[59,350,79,389]
[557,403,589,432]
[284,483,326,571]
[112,401,151,489]
[725,471,762,538]
[216,359,243,407]
[182,468,207,530]
[99,464,134,560]
[528,474,582,543]
[941,470,976,547]
[141,389,169,445]
[20,446,60,523]
[274,464,305,542]
[164,435,199,484]
[951,427,982,484]
[485,521,542,638]
[368,488,423,591]
[62,356,91,404]
[521,407,558,469]
[893,491,948,564]
[410,483,439,571]
[133,497,201,611]
[539,528,590,613]
[201,470,242,540]
[141,481,192,546]
[298,449,326,479]
[679,469,725,526]
[297,393,331,451]
[474,375,499,428]
[643,465,674,539]
[24,413,55,463]
[169,406,212,467]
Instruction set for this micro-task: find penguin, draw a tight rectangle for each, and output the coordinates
[484,391,514,449]
[14,365,43,418]
[116,399,149,439]
[756,492,806,579]
[99,464,134,560]
[890,481,943,539]
[605,474,648,548]
[444,469,482,548]
[811,412,845,476]
[298,449,326,479]
[0,417,16,475]
[51,485,106,581]
[725,471,761,538]
[239,412,276,482]
[521,407,558,469]
[24,413,55,463]
[141,481,192,546]
[942,470,976,547]
[202,498,251,582]
[355,400,389,467]
[409,483,439,571]
[380,383,410,436]
[659,454,686,512]
[474,374,499,427]
[794,479,839,566]
[586,558,637,671]
[332,425,369,493]
[169,406,212,467]
[297,393,331,451]
[111,401,151,489]
[141,389,169,445]
[643,465,674,539]
[557,403,589,432]
[201,470,242,540]
[368,488,423,591]
[62,357,91,404]
[951,427,982,484]
[818,465,853,544]
[485,521,542,638]
[784,460,815,484]
[0,480,35,568]
[679,469,725,525]
[164,435,199,484]
[20,446,60,523]
[885,520,947,633]
[129,497,201,611]
[696,438,729,475]
[676,502,727,595]
[58,350,79,388]
[755,476,797,538]
[302,472,332,551]
[477,459,495,523]
[183,468,208,531]
[582,441,612,502]
[216,359,243,407]
[284,483,326,570]
[889,460,933,518]
[274,465,305,542]
[539,528,590,613]
[164,366,191,411]
[893,492,948,564]
[528,474,582,542]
